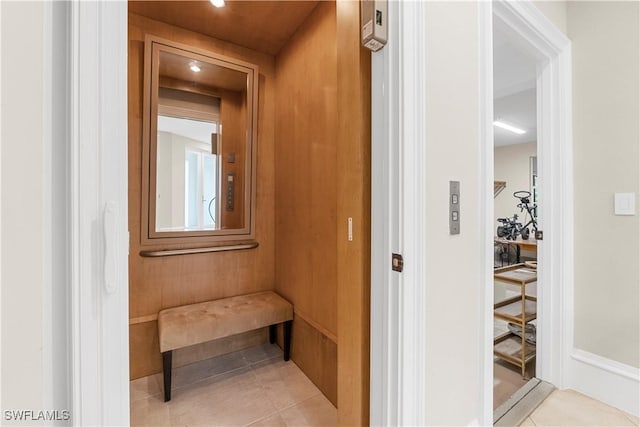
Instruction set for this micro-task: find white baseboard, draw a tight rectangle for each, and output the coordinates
[566,349,639,417]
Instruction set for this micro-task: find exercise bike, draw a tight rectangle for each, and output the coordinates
[496,214,523,240]
[496,190,538,240]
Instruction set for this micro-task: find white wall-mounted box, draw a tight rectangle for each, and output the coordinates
[614,192,636,215]
[361,0,387,52]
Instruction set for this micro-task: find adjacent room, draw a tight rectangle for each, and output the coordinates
[492,18,541,417]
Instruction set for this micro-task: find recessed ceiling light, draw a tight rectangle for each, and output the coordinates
[493,120,526,135]
[210,0,225,7]
[189,63,201,73]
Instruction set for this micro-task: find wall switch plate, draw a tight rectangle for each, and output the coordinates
[614,192,636,215]
[449,181,460,235]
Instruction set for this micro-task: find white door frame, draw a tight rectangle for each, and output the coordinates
[480,1,573,424]
[370,1,428,425]
[371,1,572,425]
[69,1,129,425]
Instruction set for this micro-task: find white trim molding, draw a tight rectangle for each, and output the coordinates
[396,1,428,425]
[43,1,72,415]
[477,1,494,424]
[567,349,640,417]
[370,0,428,425]
[70,1,129,425]
[480,1,573,424]
[369,0,398,422]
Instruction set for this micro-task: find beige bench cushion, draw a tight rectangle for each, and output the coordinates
[158,291,293,353]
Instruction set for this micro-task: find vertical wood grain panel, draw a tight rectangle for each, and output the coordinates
[275,0,337,346]
[128,13,276,379]
[274,1,339,403]
[336,1,371,425]
[289,314,338,406]
[220,89,246,229]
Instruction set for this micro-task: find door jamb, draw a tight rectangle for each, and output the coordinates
[370,1,428,425]
[479,1,573,424]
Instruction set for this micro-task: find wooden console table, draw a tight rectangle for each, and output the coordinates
[494,237,537,264]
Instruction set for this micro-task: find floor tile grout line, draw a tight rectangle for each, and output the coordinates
[130,390,163,404]
[275,390,324,414]
[242,407,281,427]
[244,355,287,420]
[132,350,285,403]
[247,357,328,415]
[170,363,254,395]
[247,353,283,368]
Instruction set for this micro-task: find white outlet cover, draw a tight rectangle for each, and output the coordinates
[614,193,636,215]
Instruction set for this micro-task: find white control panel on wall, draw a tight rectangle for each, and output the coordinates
[614,192,636,215]
[450,181,460,234]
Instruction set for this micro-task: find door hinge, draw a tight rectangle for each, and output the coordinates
[535,230,543,240]
[392,253,404,272]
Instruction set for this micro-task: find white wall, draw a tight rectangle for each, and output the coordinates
[1,2,70,421]
[1,0,45,414]
[534,0,639,371]
[156,131,212,230]
[156,132,173,229]
[568,1,639,369]
[423,2,481,424]
[494,141,537,222]
[533,1,567,34]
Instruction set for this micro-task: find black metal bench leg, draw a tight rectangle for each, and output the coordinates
[283,320,292,361]
[269,324,277,344]
[162,351,172,402]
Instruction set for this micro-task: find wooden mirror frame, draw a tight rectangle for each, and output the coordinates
[140,35,259,253]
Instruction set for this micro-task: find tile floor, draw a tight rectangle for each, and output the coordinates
[519,390,640,427]
[130,343,336,426]
[131,342,639,427]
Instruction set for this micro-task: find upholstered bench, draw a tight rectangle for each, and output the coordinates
[158,291,293,402]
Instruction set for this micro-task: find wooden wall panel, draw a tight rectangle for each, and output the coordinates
[336,1,371,425]
[220,90,246,229]
[289,314,337,406]
[128,13,276,379]
[275,0,338,340]
[274,1,339,403]
[129,321,162,379]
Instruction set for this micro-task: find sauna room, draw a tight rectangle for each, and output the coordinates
[127,1,370,425]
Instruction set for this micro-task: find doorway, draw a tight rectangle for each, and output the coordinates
[492,15,541,415]
[368,2,572,425]
[481,1,573,424]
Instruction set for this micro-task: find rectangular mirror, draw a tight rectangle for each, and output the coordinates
[141,36,258,248]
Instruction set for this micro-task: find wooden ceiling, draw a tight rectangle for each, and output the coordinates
[159,49,248,92]
[129,1,320,56]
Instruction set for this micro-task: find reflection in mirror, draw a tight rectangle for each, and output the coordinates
[142,37,258,247]
[156,113,220,231]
